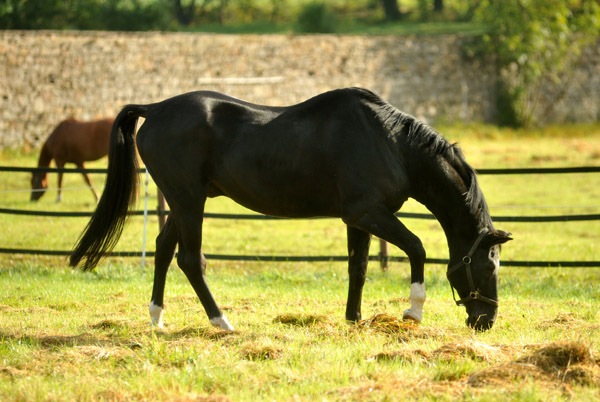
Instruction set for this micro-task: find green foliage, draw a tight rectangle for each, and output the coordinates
[0,1,499,31]
[295,2,337,33]
[0,0,173,30]
[470,0,600,127]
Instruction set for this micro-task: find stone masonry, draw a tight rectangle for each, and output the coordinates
[1,30,598,149]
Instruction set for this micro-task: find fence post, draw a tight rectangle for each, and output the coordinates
[157,189,167,230]
[379,239,389,271]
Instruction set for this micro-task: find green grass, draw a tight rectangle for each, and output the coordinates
[1,124,600,401]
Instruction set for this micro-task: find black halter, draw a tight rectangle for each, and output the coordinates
[446,229,499,307]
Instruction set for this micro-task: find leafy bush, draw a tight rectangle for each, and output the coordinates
[469,0,600,127]
[0,0,172,31]
[295,2,337,33]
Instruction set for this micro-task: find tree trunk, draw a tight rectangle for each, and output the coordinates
[380,0,402,21]
[434,0,444,13]
[173,0,196,26]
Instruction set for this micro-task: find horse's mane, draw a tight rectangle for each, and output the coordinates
[361,89,493,230]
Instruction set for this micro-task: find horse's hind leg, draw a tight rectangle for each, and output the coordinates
[55,161,65,203]
[78,162,99,202]
[173,206,233,331]
[149,216,178,328]
[345,226,371,322]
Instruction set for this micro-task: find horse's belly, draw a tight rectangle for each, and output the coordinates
[208,174,340,218]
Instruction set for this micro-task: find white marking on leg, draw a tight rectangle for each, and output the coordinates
[403,282,426,323]
[210,314,234,331]
[149,301,164,328]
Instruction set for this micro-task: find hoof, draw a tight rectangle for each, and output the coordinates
[210,315,235,331]
[402,309,422,324]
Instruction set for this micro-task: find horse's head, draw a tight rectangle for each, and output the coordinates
[30,172,48,201]
[447,229,512,331]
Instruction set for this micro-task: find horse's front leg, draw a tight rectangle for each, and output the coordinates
[344,206,426,323]
[403,276,426,323]
[149,217,178,328]
[345,226,371,322]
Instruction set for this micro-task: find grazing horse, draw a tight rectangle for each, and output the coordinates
[31,118,114,202]
[70,88,512,332]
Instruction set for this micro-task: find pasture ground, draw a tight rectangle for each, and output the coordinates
[1,123,600,401]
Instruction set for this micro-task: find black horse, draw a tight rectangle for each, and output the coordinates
[70,88,511,332]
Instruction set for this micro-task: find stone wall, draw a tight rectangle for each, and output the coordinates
[1,30,598,149]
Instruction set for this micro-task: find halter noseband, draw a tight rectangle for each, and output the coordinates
[446,229,499,307]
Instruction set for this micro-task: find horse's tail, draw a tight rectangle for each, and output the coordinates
[70,104,148,271]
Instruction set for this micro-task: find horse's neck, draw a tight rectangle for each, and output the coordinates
[411,160,481,259]
[37,142,53,174]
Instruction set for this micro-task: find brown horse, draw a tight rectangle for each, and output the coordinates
[31,118,114,202]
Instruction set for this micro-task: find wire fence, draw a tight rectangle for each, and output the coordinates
[2,165,600,267]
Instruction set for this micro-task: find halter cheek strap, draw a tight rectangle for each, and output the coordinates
[446,229,499,307]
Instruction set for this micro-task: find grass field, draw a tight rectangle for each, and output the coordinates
[1,124,600,401]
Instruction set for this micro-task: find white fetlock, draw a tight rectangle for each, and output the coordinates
[210,314,234,331]
[402,282,426,323]
[149,301,164,329]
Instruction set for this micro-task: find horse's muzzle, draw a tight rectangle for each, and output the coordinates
[467,316,494,331]
[466,303,497,331]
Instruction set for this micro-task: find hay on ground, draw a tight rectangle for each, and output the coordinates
[273,313,327,327]
[371,349,431,363]
[90,319,127,330]
[357,313,418,334]
[240,343,283,361]
[158,326,236,341]
[518,341,593,371]
[469,341,600,387]
[468,362,542,386]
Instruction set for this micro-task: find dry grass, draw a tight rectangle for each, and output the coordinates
[1,293,599,400]
[240,343,283,361]
[358,313,417,334]
[272,313,329,327]
[469,342,600,388]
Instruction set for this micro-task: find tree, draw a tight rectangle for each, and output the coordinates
[0,0,170,30]
[173,0,196,26]
[433,0,443,13]
[380,0,401,21]
[471,0,600,127]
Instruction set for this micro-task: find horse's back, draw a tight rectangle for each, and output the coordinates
[137,88,410,218]
[46,118,113,163]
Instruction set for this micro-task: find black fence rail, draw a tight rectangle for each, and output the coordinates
[2,165,600,267]
[7,166,600,174]
[1,207,600,223]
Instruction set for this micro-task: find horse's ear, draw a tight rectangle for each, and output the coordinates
[482,230,512,248]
